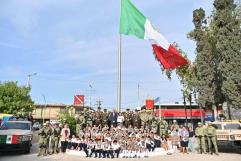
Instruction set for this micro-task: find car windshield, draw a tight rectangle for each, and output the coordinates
[212,124,222,129]
[0,122,31,130]
[224,124,241,130]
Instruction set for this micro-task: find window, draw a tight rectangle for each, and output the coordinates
[212,124,222,129]
[0,122,31,130]
[224,124,241,130]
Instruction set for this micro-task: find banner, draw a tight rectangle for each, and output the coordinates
[146,99,154,109]
[74,95,84,106]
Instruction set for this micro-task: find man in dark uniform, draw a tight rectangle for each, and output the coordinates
[132,109,141,128]
[95,107,103,127]
[124,109,132,128]
[109,109,118,127]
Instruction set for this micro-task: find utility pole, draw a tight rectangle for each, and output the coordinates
[27,72,37,88]
[137,82,140,108]
[86,84,95,109]
[96,99,103,109]
[41,94,46,124]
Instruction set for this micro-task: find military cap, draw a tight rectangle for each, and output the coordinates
[198,122,202,125]
[126,108,130,111]
[104,109,107,111]
[173,120,177,122]
[208,122,212,125]
[97,107,101,110]
[43,123,47,126]
[46,121,50,124]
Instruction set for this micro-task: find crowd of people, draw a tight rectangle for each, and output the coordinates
[37,108,219,158]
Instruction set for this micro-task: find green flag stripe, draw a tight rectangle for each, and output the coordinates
[119,0,146,39]
[0,135,7,144]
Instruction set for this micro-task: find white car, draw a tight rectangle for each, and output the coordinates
[0,120,33,154]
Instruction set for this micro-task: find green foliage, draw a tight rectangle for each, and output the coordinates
[160,1,241,110]
[0,81,34,114]
[59,109,76,135]
[212,0,241,109]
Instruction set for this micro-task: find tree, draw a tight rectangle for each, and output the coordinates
[0,81,34,114]
[188,8,225,110]
[212,0,241,110]
[58,108,76,135]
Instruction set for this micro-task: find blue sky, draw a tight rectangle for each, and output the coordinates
[0,0,213,110]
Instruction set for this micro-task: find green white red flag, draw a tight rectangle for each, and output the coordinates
[0,135,19,144]
[119,0,189,69]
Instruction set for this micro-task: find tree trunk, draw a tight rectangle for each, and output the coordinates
[227,104,232,120]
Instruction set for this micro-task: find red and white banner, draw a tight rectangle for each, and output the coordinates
[74,95,84,106]
[146,99,154,109]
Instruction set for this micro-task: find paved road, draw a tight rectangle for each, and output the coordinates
[1,143,240,161]
[1,132,240,161]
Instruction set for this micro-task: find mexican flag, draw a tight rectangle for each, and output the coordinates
[120,0,189,69]
[0,135,18,144]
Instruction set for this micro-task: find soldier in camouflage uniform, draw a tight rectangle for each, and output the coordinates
[159,119,168,136]
[139,110,150,129]
[45,121,52,154]
[102,109,109,126]
[83,108,89,128]
[124,109,132,128]
[150,116,159,134]
[132,109,141,128]
[75,114,81,136]
[195,122,207,154]
[170,120,179,130]
[86,111,94,127]
[206,122,218,155]
[95,107,103,127]
[38,123,51,156]
[50,123,61,154]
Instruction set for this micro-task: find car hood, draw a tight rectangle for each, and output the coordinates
[0,129,32,136]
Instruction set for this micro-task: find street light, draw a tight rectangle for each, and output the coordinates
[27,72,37,88]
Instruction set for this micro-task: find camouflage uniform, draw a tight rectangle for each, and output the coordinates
[46,122,52,154]
[50,124,61,154]
[206,123,218,155]
[171,120,179,130]
[159,120,168,136]
[139,111,150,129]
[102,109,109,126]
[151,117,159,133]
[195,123,206,154]
[95,108,103,127]
[132,111,141,128]
[38,124,51,156]
[124,110,132,128]
[86,111,94,127]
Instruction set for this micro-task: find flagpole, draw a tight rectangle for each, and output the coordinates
[117,34,122,113]
[117,0,122,113]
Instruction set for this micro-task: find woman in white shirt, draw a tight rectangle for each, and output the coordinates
[60,124,70,153]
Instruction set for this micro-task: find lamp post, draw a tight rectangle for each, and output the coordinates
[27,73,37,88]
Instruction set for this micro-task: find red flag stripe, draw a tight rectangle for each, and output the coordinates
[12,135,18,144]
[152,44,189,69]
